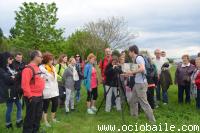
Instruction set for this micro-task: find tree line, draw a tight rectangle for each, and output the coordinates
[0,2,135,61]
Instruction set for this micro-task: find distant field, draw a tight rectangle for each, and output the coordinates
[0,66,200,133]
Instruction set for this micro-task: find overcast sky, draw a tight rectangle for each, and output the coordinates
[0,0,200,58]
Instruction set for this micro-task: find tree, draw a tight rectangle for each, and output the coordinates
[65,30,107,60]
[10,2,64,50]
[85,17,136,50]
[0,28,3,44]
[0,28,10,52]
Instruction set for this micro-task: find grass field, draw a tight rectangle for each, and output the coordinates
[0,66,200,133]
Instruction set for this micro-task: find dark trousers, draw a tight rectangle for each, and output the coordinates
[43,97,58,113]
[147,88,155,109]
[162,88,168,103]
[23,96,43,133]
[103,81,106,98]
[87,88,98,101]
[58,84,66,107]
[178,84,190,104]
[156,80,161,101]
[75,80,82,102]
[196,89,200,109]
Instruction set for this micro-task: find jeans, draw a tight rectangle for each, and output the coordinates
[162,89,168,103]
[75,80,82,102]
[178,84,190,104]
[6,99,22,125]
[196,89,200,109]
[156,80,161,101]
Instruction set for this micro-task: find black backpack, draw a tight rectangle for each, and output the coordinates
[24,65,37,84]
[135,55,155,83]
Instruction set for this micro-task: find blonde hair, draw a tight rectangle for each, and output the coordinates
[87,53,96,62]
[68,57,75,64]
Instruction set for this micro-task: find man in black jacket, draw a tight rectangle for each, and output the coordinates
[13,52,26,98]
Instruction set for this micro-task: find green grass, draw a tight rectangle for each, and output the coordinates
[0,66,200,133]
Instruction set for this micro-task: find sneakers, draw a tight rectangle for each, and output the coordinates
[163,103,168,105]
[87,108,95,115]
[45,122,51,128]
[16,120,23,128]
[6,123,13,129]
[52,119,60,123]
[91,106,97,112]
[71,108,76,112]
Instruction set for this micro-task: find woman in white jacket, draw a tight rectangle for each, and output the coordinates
[39,52,59,127]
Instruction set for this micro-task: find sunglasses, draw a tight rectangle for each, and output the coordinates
[76,55,80,57]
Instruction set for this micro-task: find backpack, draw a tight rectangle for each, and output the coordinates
[24,65,37,84]
[56,64,66,98]
[135,55,155,83]
[57,64,62,75]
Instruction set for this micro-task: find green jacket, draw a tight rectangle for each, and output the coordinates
[55,64,67,82]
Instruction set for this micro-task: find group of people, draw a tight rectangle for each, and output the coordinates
[0,46,200,133]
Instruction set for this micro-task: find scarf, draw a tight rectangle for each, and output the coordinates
[45,64,56,79]
[7,66,17,76]
[45,64,54,73]
[68,64,79,81]
[190,68,200,98]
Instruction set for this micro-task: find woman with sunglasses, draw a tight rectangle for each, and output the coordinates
[0,52,23,129]
[74,54,84,102]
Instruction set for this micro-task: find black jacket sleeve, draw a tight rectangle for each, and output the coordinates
[0,69,15,86]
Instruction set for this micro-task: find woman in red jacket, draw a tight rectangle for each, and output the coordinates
[191,57,200,109]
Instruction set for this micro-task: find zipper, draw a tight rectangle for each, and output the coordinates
[8,89,11,98]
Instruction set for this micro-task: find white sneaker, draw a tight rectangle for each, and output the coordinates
[52,119,60,123]
[91,106,97,112]
[66,108,70,113]
[105,110,110,113]
[45,122,51,128]
[163,103,168,105]
[87,109,95,115]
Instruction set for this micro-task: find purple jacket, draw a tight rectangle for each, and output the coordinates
[175,63,195,86]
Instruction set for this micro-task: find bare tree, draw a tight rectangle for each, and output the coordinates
[84,16,136,50]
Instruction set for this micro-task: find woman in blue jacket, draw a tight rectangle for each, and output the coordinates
[84,53,98,115]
